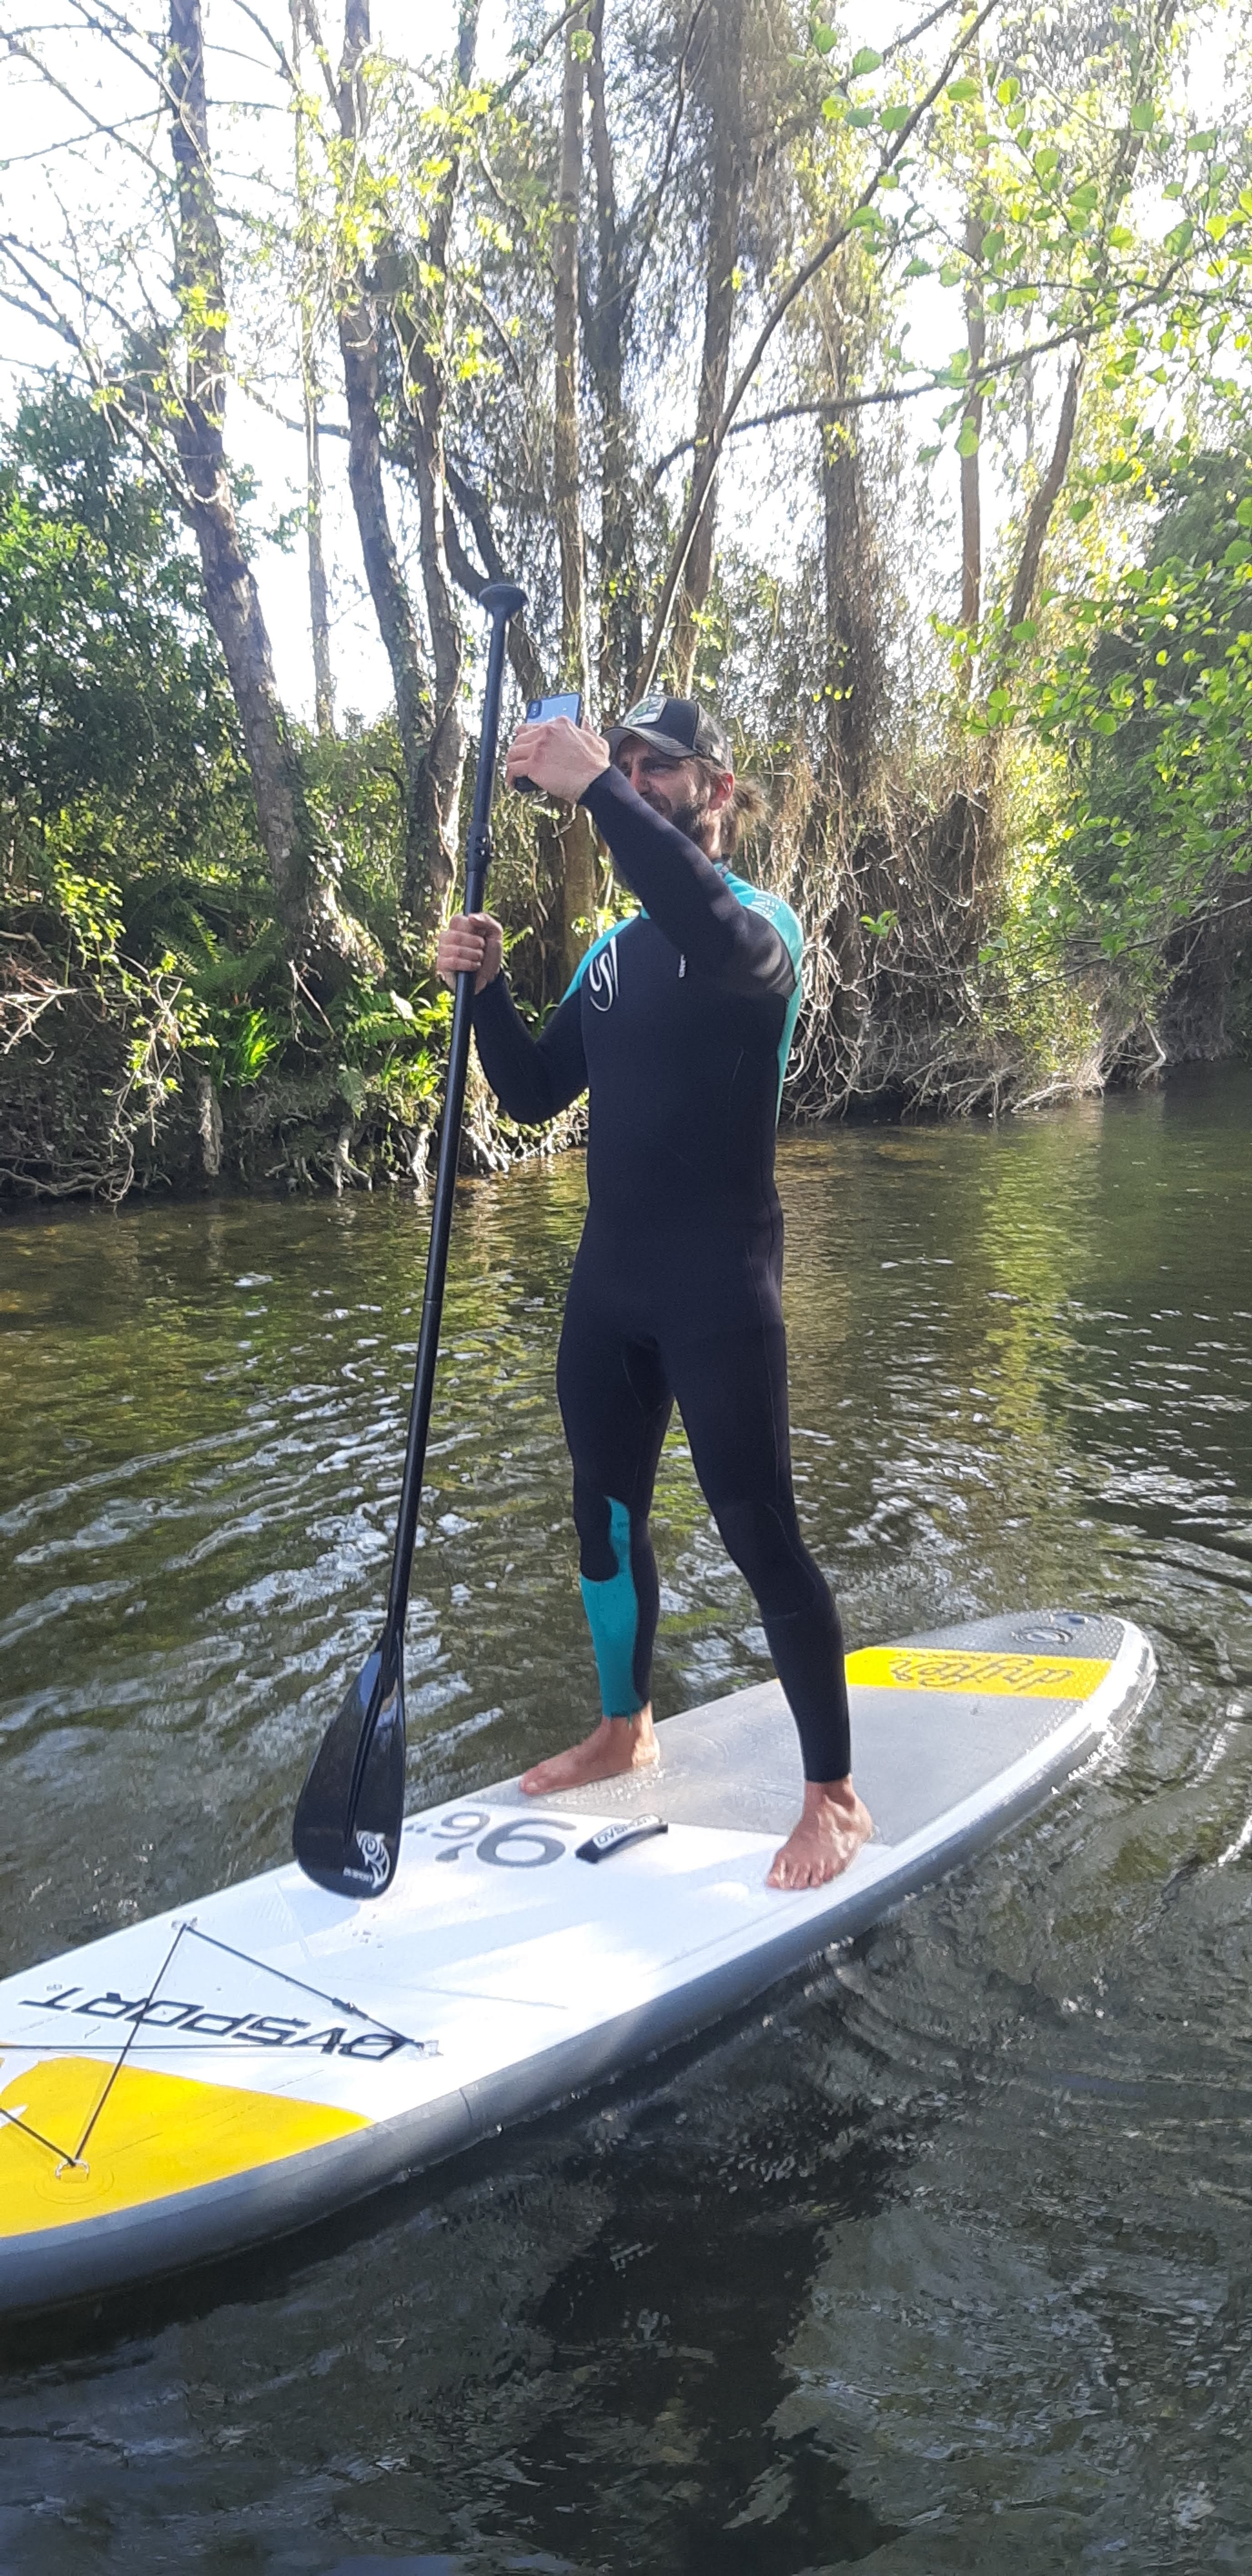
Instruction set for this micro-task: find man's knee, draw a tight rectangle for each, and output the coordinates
[714,1496,824,1617]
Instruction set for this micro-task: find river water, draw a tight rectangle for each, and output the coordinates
[1,1068,1250,2572]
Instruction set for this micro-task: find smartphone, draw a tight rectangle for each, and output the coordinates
[515,691,584,796]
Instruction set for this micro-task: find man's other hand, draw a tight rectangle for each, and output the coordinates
[505,714,611,803]
[436,911,504,994]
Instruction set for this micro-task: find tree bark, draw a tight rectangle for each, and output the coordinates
[585,0,638,711]
[330,0,437,928]
[999,354,1083,658]
[959,198,985,644]
[552,10,597,984]
[670,0,746,695]
[957,43,989,655]
[167,0,352,968]
[555,12,591,711]
[292,2,334,735]
[391,1,483,930]
[820,413,881,810]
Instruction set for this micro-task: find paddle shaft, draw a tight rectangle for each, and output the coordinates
[384,589,523,1640]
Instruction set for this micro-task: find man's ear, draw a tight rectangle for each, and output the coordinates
[708,767,735,815]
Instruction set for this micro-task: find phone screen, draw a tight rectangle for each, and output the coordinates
[525,693,583,724]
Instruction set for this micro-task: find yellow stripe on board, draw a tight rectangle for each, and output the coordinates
[0,2056,367,2239]
[845,1647,1111,1701]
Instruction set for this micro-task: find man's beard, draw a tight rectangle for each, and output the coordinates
[655,786,711,844]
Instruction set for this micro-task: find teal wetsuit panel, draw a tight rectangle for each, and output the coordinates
[722,872,804,1114]
[580,1496,641,1714]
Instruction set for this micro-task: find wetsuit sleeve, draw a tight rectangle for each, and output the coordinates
[579,765,795,1000]
[470,974,587,1123]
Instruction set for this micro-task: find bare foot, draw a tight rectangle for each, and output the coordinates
[520,1707,659,1796]
[767,1778,873,1891]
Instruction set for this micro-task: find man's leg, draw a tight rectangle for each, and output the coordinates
[668,1317,872,1888]
[520,1265,672,1795]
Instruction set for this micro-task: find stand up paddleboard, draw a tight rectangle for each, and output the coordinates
[0,1608,1154,2318]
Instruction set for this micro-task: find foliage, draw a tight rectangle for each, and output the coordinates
[3,2,1252,1191]
[0,384,459,1191]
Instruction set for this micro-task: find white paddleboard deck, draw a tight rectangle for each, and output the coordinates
[0,1609,1154,2316]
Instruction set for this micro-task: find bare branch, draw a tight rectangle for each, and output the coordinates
[620,0,705,314]
[492,0,586,109]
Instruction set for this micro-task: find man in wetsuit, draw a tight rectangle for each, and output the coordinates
[435,696,871,1889]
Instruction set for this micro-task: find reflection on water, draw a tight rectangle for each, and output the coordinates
[1,1066,1250,2571]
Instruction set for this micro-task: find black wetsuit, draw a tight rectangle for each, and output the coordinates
[471,763,852,1781]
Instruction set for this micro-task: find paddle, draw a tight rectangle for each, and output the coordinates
[293,579,528,1898]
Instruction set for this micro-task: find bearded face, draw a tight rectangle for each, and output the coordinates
[615,744,724,850]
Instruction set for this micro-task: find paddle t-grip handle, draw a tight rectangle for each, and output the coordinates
[385,582,527,1639]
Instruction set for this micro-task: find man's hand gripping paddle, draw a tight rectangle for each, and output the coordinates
[293,581,527,1899]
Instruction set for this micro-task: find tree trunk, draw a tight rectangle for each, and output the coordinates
[999,354,1084,659]
[670,0,745,695]
[959,199,985,645]
[332,0,436,927]
[820,413,881,810]
[167,0,353,969]
[957,45,989,656]
[293,1,334,734]
[555,13,591,711]
[304,402,335,737]
[552,10,597,986]
[586,0,638,711]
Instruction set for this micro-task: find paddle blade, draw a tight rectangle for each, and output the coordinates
[292,1642,406,1900]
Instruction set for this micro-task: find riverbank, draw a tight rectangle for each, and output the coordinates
[2,931,1246,1205]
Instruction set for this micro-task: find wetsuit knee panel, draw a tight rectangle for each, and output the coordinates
[713,1497,828,1620]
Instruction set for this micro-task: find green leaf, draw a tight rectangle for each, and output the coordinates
[1130,100,1156,132]
[946,76,979,101]
[1033,147,1060,179]
[813,22,837,52]
[956,418,979,458]
[1163,219,1194,256]
[845,104,874,126]
[881,103,911,131]
[849,45,882,75]
[1069,497,1094,522]
[821,91,846,118]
